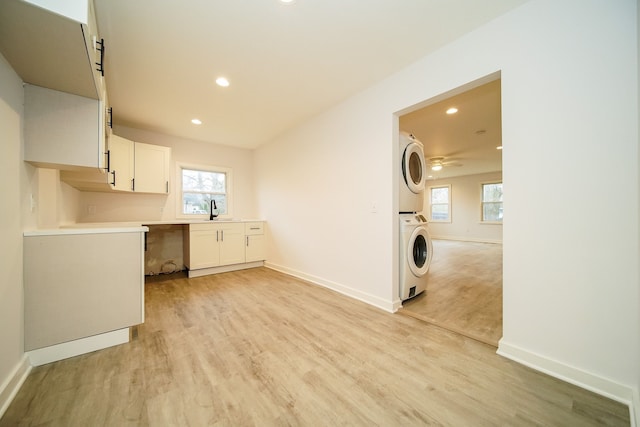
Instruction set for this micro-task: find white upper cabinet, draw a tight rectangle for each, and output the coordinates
[0,0,105,100]
[134,142,171,194]
[109,135,135,192]
[25,84,107,170]
[61,135,171,194]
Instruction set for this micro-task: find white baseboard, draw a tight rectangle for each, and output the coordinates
[430,235,502,244]
[26,328,130,367]
[265,262,397,313]
[498,339,637,427]
[0,355,31,419]
[187,261,264,278]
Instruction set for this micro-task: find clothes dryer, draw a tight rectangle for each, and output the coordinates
[399,132,426,213]
[399,213,433,301]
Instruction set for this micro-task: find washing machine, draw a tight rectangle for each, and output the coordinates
[399,132,426,213]
[399,213,433,301]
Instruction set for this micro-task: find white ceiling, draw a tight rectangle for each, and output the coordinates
[400,78,502,180]
[94,0,528,150]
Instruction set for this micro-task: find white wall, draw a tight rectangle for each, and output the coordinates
[76,125,256,222]
[426,172,503,242]
[0,53,26,414]
[255,0,639,413]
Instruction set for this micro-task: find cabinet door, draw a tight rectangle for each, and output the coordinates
[24,84,104,169]
[188,230,220,269]
[108,135,134,192]
[134,142,170,194]
[219,223,245,266]
[246,234,266,262]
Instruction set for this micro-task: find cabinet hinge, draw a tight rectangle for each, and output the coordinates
[95,38,105,76]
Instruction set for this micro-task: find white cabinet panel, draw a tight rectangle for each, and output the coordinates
[185,229,220,270]
[134,142,171,194]
[23,230,145,351]
[245,222,266,262]
[24,84,106,170]
[185,222,246,270]
[0,0,104,100]
[219,223,245,265]
[246,234,266,263]
[109,135,134,192]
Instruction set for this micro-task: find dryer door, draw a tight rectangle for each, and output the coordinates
[407,226,433,277]
[402,142,426,194]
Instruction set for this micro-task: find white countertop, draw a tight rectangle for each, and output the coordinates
[24,225,149,237]
[23,218,263,236]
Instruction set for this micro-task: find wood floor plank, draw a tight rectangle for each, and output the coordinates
[401,239,503,346]
[0,267,629,426]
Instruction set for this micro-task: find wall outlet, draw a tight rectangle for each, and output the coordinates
[30,194,36,213]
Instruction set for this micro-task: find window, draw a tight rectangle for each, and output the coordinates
[481,182,503,222]
[429,185,451,222]
[178,164,232,217]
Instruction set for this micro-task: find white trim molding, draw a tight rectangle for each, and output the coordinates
[265,262,397,313]
[430,235,503,244]
[26,328,130,367]
[0,355,31,419]
[498,339,637,427]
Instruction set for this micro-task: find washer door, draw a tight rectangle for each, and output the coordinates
[402,142,426,194]
[407,226,433,277]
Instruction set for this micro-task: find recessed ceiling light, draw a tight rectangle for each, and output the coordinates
[496,146,503,150]
[280,0,295,3]
[191,118,202,125]
[215,77,230,87]
[446,107,458,115]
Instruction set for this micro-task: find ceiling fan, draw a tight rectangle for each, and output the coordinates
[427,157,462,171]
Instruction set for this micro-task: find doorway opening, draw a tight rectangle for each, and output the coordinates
[397,74,503,347]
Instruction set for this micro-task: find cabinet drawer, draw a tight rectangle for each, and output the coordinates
[245,222,264,235]
[189,223,217,232]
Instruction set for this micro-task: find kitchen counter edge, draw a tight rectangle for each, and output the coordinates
[24,226,150,237]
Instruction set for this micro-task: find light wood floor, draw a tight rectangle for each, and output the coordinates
[401,239,503,347]
[1,268,629,426]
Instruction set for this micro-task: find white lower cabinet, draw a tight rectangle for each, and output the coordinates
[245,222,266,262]
[185,222,245,270]
[184,221,265,277]
[23,229,146,352]
[186,227,221,269]
[219,223,246,265]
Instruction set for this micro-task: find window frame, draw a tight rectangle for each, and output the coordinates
[175,162,233,219]
[428,184,451,223]
[480,180,503,224]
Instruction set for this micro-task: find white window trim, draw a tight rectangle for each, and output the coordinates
[429,184,451,223]
[175,162,233,219]
[480,180,503,224]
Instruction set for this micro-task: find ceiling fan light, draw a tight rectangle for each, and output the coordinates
[431,164,443,171]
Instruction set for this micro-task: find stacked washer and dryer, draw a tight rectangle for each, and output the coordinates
[399,132,433,301]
